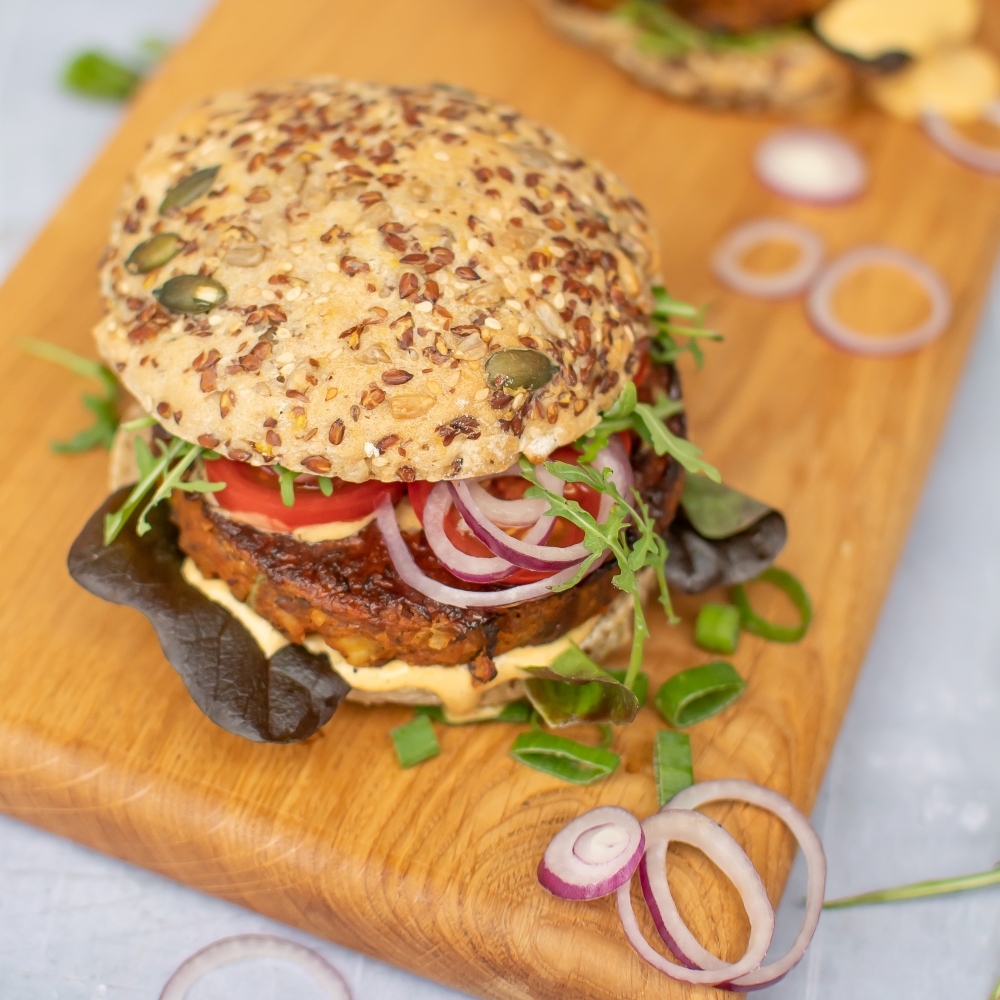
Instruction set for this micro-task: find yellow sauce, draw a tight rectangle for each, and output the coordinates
[181,556,597,716]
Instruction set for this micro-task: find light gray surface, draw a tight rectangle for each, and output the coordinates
[2,2,1000,997]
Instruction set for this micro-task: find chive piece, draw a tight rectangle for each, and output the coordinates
[992,973,1000,1000]
[654,661,746,728]
[318,476,334,497]
[414,701,533,725]
[606,669,650,708]
[509,732,620,785]
[694,602,741,654]
[63,51,141,101]
[731,567,812,643]
[823,865,1000,910]
[390,715,440,768]
[654,731,693,807]
[276,465,296,507]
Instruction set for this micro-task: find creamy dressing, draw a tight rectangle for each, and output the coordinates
[182,558,290,657]
[181,556,597,716]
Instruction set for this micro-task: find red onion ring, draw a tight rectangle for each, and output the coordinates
[467,481,551,527]
[448,441,629,572]
[450,480,591,571]
[807,245,952,356]
[616,809,775,986]
[422,483,520,583]
[712,218,825,300]
[538,806,645,900]
[922,101,1000,174]
[375,495,586,608]
[159,934,351,1000]
[754,128,867,205]
[662,780,826,991]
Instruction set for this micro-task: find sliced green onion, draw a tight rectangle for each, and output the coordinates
[414,701,533,725]
[276,465,297,507]
[694,602,741,654]
[654,730,693,807]
[596,724,613,750]
[318,476,334,497]
[509,732,620,785]
[992,972,1000,1000]
[823,864,1000,910]
[732,566,812,643]
[390,715,440,768]
[607,669,650,708]
[654,661,746,728]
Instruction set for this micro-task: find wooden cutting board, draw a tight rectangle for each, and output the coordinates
[3,1,1000,997]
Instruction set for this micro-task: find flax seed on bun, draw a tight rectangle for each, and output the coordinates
[94,79,657,482]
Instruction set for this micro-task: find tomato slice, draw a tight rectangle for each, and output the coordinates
[405,447,603,582]
[204,457,404,530]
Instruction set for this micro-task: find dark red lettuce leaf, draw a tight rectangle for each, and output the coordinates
[663,477,787,594]
[67,488,350,743]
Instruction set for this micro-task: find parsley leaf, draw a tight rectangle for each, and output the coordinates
[20,338,120,452]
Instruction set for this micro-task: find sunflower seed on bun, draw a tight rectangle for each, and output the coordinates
[94,79,657,483]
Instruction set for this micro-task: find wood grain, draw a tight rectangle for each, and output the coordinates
[2,2,1000,997]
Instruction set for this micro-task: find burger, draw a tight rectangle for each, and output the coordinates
[68,79,785,744]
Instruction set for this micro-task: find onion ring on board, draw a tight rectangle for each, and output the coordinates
[159,934,351,1000]
[922,100,1000,174]
[754,128,867,205]
[807,245,952,356]
[657,780,827,991]
[538,805,645,900]
[616,808,775,986]
[712,218,825,300]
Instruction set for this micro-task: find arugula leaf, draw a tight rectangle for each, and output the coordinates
[103,436,224,545]
[631,402,720,482]
[649,286,722,369]
[63,51,141,101]
[574,375,719,483]
[520,456,676,690]
[20,338,120,453]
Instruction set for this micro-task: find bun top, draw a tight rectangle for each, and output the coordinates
[95,79,658,482]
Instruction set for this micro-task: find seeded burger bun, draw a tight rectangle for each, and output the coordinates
[94,79,658,483]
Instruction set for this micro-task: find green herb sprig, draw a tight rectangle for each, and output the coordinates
[62,38,168,102]
[823,864,1000,910]
[521,455,676,692]
[103,435,224,545]
[20,339,120,452]
[615,1,798,60]
[650,286,722,368]
[575,380,720,482]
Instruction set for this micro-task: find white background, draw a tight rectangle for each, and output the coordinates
[1,2,998,997]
